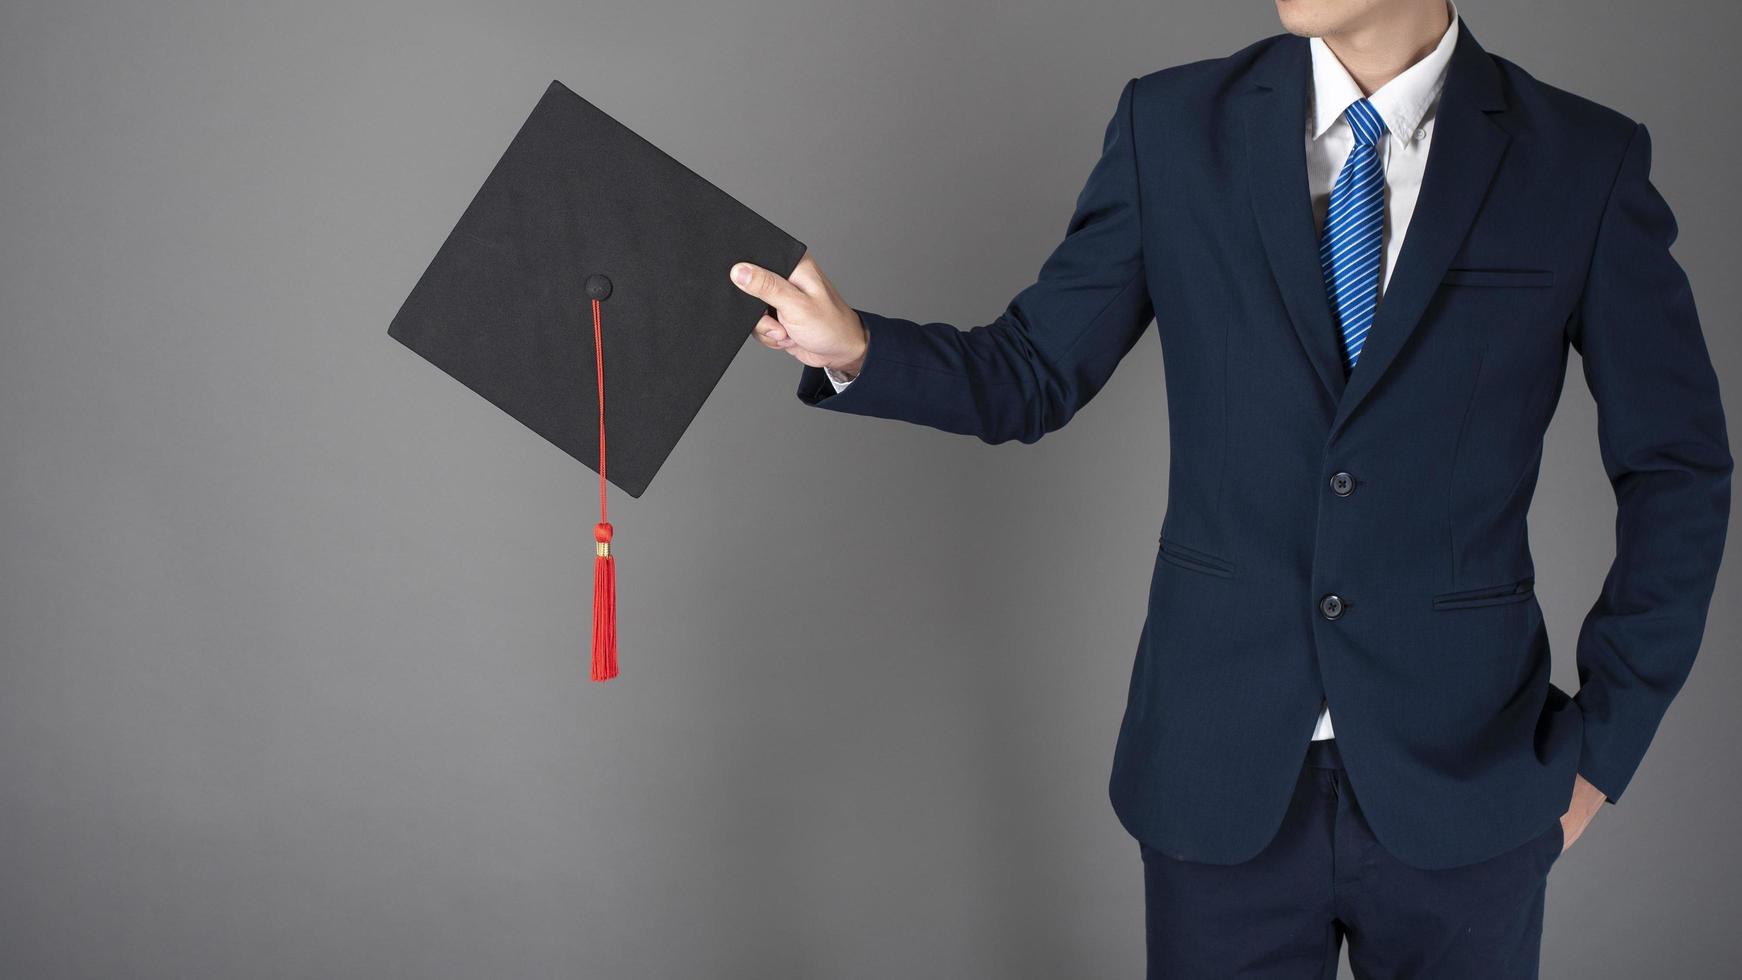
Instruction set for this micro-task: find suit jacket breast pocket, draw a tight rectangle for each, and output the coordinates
[1441,268,1556,289]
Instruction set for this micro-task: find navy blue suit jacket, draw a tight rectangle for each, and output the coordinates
[796,19,1731,869]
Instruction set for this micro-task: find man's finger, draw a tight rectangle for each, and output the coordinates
[753,314,787,346]
[787,254,828,297]
[730,262,805,308]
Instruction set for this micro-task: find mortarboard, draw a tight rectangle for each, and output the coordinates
[388,80,807,681]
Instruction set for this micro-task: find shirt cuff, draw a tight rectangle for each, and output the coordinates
[824,366,856,392]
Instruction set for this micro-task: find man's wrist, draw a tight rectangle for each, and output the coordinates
[1576,770,1616,806]
[825,314,869,380]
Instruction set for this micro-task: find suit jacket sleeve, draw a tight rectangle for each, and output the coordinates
[794,77,1154,445]
[1568,121,1733,804]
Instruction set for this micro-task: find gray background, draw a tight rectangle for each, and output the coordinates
[1,0,1736,976]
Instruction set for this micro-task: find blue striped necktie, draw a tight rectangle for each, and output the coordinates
[1320,98,1388,371]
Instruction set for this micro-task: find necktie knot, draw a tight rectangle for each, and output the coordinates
[1344,98,1387,147]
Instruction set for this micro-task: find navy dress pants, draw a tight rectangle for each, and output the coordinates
[1139,738,1564,979]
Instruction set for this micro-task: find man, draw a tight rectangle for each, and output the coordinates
[729,0,1731,975]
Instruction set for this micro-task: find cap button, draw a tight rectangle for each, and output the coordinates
[584,274,613,301]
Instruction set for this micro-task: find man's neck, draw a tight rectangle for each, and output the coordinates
[1322,1,1452,95]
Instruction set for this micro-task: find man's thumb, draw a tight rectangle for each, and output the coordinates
[730,262,800,307]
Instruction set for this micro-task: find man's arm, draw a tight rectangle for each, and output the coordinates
[1567,121,1733,804]
[733,76,1155,445]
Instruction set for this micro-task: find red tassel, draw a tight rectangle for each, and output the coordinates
[591,521,618,681]
[588,295,619,681]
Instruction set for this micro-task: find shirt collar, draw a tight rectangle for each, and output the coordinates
[1308,0,1460,145]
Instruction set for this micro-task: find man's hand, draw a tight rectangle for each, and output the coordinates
[731,251,869,377]
[1559,773,1607,854]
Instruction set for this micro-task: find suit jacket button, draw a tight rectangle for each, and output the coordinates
[1331,472,1355,496]
[1319,594,1345,620]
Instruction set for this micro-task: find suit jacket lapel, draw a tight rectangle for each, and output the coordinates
[1329,20,1511,436]
[1245,36,1348,406]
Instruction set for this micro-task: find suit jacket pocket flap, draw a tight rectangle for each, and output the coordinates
[1432,577,1536,610]
[1158,536,1235,578]
[1441,268,1556,288]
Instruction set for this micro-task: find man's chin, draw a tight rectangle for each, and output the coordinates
[1275,0,1358,38]
[1274,10,1328,38]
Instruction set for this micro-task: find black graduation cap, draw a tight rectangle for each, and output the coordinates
[389,80,806,680]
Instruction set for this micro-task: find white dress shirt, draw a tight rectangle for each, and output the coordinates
[825,4,1461,742]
